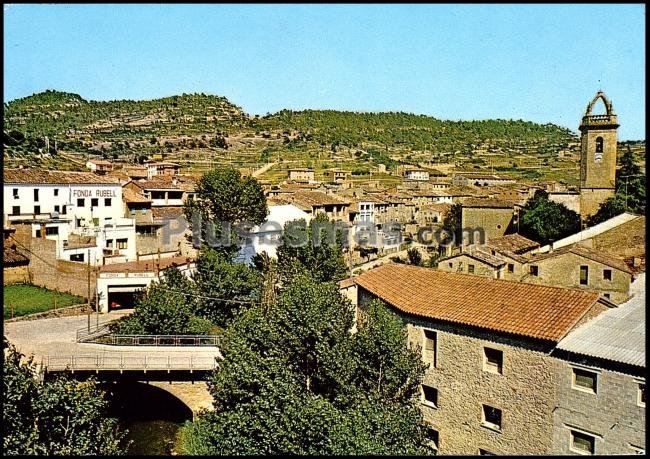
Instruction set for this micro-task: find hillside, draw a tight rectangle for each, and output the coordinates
[3,89,643,185]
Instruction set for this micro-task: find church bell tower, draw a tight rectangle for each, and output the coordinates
[579,91,618,219]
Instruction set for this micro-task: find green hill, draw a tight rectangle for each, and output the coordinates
[7,89,637,186]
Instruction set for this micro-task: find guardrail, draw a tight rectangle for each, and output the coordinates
[44,354,219,372]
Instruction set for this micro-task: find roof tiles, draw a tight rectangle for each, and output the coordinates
[354,264,601,342]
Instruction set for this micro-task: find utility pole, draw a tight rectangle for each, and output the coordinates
[87,249,91,332]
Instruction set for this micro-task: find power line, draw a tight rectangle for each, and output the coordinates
[153,285,262,305]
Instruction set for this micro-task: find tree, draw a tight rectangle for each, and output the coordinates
[276,213,348,283]
[407,247,422,266]
[441,203,462,245]
[518,190,580,245]
[3,338,128,455]
[178,275,432,455]
[184,167,268,254]
[109,267,212,335]
[192,248,263,327]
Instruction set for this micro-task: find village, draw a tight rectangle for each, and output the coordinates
[3,90,646,455]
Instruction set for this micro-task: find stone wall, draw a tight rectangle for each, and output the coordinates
[3,265,29,284]
[358,287,558,455]
[461,207,515,246]
[552,360,645,454]
[10,230,97,300]
[438,254,499,278]
[524,251,631,304]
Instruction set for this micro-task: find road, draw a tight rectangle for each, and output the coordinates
[4,311,221,371]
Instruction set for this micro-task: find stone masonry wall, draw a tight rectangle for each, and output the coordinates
[552,361,646,454]
[358,288,557,455]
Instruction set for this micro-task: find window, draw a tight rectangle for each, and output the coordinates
[54,205,60,213]
[572,368,597,394]
[468,264,475,274]
[638,383,646,407]
[426,427,439,451]
[603,269,612,281]
[580,266,589,285]
[34,189,39,202]
[595,136,604,153]
[116,238,128,249]
[106,239,114,248]
[423,329,437,367]
[91,198,99,208]
[421,385,438,408]
[13,188,19,199]
[70,253,85,262]
[61,206,67,215]
[507,263,514,273]
[570,430,595,454]
[448,262,453,268]
[483,348,503,374]
[77,198,85,207]
[104,198,112,207]
[11,206,20,215]
[75,218,82,227]
[45,226,59,236]
[92,218,99,226]
[35,229,41,238]
[479,449,495,456]
[54,189,59,196]
[130,208,136,216]
[529,265,539,276]
[481,405,502,431]
[603,293,611,299]
[34,205,41,214]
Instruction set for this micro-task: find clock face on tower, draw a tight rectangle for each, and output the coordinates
[594,151,603,163]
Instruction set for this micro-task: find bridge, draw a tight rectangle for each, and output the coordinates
[4,312,222,378]
[4,311,221,415]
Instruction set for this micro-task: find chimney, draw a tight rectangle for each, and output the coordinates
[549,241,554,253]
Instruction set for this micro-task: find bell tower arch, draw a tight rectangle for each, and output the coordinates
[579,91,618,219]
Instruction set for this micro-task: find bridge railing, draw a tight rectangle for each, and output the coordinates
[94,334,221,347]
[76,323,113,343]
[44,354,219,372]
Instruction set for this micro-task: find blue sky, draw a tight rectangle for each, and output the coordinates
[3,4,646,139]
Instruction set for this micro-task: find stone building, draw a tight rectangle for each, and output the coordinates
[523,244,634,304]
[353,264,610,455]
[438,248,506,279]
[578,91,619,220]
[460,198,517,246]
[551,274,645,455]
[287,168,315,182]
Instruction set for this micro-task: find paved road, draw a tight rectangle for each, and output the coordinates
[4,311,221,371]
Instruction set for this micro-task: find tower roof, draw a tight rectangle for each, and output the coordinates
[580,91,618,131]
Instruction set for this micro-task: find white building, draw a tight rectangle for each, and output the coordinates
[3,169,136,266]
[404,168,430,181]
[96,256,196,312]
[236,204,311,265]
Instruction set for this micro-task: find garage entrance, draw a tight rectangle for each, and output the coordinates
[107,284,148,311]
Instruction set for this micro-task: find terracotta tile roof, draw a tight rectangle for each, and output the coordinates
[419,203,452,213]
[99,255,194,273]
[354,264,601,342]
[462,197,516,208]
[338,277,356,289]
[139,179,183,190]
[529,244,634,274]
[487,234,540,255]
[152,207,184,219]
[122,188,152,204]
[3,245,29,265]
[4,169,120,185]
[289,191,350,208]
